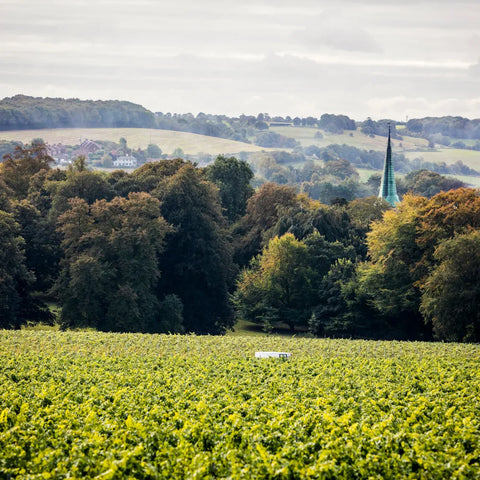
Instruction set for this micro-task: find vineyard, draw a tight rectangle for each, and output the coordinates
[1,331,479,479]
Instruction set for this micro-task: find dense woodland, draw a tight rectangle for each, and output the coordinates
[1,143,479,342]
[0,96,157,130]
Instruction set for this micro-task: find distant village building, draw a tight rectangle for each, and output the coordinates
[80,139,101,154]
[113,155,137,168]
[47,143,68,160]
[71,139,101,158]
[378,124,400,206]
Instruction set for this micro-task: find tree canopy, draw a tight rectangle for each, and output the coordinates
[0,143,54,199]
[0,95,156,130]
[234,232,356,332]
[204,155,254,223]
[1,142,479,342]
[234,233,315,331]
[156,164,236,334]
[55,193,172,332]
[354,189,480,340]
[420,230,480,342]
[0,210,52,328]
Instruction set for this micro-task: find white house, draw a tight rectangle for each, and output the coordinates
[113,155,137,168]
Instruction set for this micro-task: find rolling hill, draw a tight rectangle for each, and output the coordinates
[270,126,480,171]
[0,127,272,156]
[269,126,429,151]
[2,125,480,185]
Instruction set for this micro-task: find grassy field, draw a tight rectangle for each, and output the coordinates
[3,126,480,171]
[0,128,271,155]
[445,174,480,188]
[3,126,480,186]
[404,147,480,170]
[269,126,429,152]
[1,330,479,478]
[270,126,480,183]
[357,167,381,182]
[357,167,480,187]
[228,319,309,337]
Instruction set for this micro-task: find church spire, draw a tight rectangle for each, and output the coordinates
[379,123,400,206]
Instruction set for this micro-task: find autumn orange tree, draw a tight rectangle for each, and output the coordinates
[416,187,480,253]
[0,143,54,199]
[357,188,480,340]
[232,182,299,266]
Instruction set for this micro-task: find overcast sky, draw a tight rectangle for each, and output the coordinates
[1,0,479,120]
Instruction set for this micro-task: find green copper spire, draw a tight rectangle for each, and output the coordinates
[379,124,400,206]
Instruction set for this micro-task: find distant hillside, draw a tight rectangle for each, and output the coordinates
[0,127,272,155]
[0,95,157,130]
[406,116,480,139]
[2,96,480,156]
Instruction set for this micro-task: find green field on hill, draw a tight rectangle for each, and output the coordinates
[444,173,480,188]
[1,331,479,479]
[356,167,480,187]
[270,126,480,178]
[269,126,429,152]
[3,126,480,186]
[404,147,480,170]
[0,128,270,156]
[3,126,480,171]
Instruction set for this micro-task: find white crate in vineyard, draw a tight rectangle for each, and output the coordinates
[255,351,291,359]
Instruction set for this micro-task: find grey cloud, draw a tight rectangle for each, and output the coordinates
[0,49,477,111]
[468,60,480,76]
[360,2,480,29]
[295,10,382,53]
[0,0,479,120]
